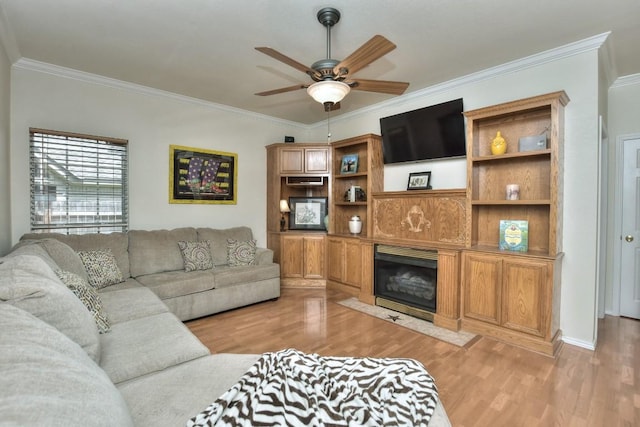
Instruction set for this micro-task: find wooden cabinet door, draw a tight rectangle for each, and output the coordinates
[304,148,329,174]
[280,235,304,278]
[463,252,502,325]
[501,258,549,337]
[279,148,304,174]
[326,237,345,282]
[343,239,362,288]
[303,235,325,279]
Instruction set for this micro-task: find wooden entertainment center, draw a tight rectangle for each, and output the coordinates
[266,91,568,356]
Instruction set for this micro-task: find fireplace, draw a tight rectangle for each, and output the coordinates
[374,245,437,321]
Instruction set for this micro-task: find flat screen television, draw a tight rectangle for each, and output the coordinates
[379,98,466,164]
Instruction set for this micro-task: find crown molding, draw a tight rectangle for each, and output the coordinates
[11,31,611,131]
[12,58,307,129]
[611,73,640,89]
[310,32,612,129]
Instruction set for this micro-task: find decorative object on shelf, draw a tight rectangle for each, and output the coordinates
[340,153,359,174]
[499,220,529,252]
[324,214,329,231]
[343,186,366,202]
[407,171,432,190]
[279,199,290,232]
[348,215,363,234]
[169,145,237,204]
[506,184,520,200]
[518,134,547,152]
[289,197,328,230]
[491,131,507,155]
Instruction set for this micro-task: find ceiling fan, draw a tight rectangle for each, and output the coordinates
[255,7,409,111]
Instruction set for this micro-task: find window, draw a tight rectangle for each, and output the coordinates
[30,128,128,234]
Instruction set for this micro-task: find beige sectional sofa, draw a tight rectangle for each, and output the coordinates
[0,226,451,426]
[20,226,281,321]
[0,230,272,426]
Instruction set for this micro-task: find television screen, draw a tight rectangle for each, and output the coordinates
[379,98,466,164]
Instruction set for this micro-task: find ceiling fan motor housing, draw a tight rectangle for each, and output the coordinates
[316,7,340,27]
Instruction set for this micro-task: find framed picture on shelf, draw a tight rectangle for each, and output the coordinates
[407,171,432,190]
[340,154,359,174]
[288,197,328,230]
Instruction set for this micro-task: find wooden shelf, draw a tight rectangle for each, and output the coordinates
[471,149,551,162]
[471,200,551,206]
[334,201,368,206]
[462,91,569,356]
[335,172,368,179]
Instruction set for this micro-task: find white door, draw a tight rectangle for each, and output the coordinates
[620,137,640,319]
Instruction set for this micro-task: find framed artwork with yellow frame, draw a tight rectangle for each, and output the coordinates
[169,145,237,204]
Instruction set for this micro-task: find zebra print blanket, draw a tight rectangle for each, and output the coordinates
[188,348,438,427]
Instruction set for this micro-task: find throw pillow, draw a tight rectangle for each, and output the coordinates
[77,249,124,289]
[226,238,257,266]
[55,269,111,334]
[178,240,214,272]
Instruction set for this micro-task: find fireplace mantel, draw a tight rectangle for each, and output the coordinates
[372,189,467,249]
[370,189,466,331]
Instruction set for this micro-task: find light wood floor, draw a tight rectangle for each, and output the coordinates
[187,288,640,426]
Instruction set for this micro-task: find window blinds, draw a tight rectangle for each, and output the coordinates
[29,128,129,234]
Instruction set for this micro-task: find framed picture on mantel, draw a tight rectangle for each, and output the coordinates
[407,171,432,190]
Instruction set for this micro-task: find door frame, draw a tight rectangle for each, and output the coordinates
[612,132,640,316]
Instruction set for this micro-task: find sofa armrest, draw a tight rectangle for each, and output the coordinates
[254,248,274,265]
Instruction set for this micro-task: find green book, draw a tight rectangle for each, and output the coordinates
[499,220,529,252]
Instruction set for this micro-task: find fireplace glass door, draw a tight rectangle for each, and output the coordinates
[374,245,437,313]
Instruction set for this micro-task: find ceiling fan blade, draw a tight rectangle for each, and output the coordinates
[348,79,409,95]
[333,35,396,76]
[255,47,321,79]
[255,84,308,96]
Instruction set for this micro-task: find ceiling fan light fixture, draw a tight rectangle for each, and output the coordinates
[306,80,351,106]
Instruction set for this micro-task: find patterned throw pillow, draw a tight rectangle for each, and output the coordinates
[77,249,124,289]
[55,269,111,334]
[178,240,214,272]
[226,239,257,267]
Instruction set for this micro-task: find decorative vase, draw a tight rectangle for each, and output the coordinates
[348,216,363,234]
[491,131,507,155]
[323,214,329,231]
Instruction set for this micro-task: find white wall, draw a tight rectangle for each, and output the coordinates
[9,67,305,248]
[0,37,10,255]
[308,50,602,348]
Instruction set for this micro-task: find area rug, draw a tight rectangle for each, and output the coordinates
[338,297,477,347]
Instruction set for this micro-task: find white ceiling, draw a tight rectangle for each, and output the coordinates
[0,0,638,124]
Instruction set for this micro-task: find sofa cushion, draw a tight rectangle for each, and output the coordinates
[226,238,257,266]
[0,255,101,363]
[78,249,125,289]
[0,303,134,427]
[21,232,130,278]
[99,286,169,324]
[135,270,216,300]
[6,240,60,271]
[213,264,281,289]
[178,240,214,272]
[129,228,198,277]
[196,227,253,266]
[55,269,111,333]
[117,353,261,427]
[99,312,210,384]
